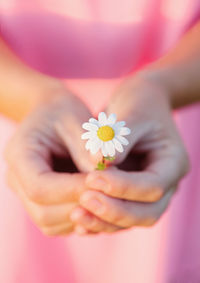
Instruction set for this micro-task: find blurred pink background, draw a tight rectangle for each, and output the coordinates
[0,1,200,282]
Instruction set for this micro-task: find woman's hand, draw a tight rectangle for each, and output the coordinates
[70,75,190,234]
[4,91,95,236]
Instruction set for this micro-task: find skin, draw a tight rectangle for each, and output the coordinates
[4,92,100,236]
[1,21,200,236]
[70,78,189,234]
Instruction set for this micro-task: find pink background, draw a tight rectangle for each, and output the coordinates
[0,1,200,282]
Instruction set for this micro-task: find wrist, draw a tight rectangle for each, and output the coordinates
[135,69,176,108]
[120,70,172,111]
[33,79,67,106]
[15,79,68,122]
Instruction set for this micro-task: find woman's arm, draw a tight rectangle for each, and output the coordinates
[70,22,200,234]
[140,21,200,108]
[0,38,65,121]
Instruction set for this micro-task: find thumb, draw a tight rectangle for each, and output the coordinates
[110,116,153,166]
[55,116,96,173]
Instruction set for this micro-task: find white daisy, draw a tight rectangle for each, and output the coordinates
[81,112,131,157]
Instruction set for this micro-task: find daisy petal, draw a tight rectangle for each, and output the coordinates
[95,138,103,149]
[89,118,99,127]
[101,143,108,157]
[119,127,131,136]
[107,113,117,125]
[116,135,129,146]
[98,112,107,126]
[105,141,115,157]
[82,122,98,131]
[115,121,126,128]
[113,138,124,153]
[85,139,92,150]
[81,131,97,140]
[90,145,99,155]
[90,139,102,155]
[113,121,126,134]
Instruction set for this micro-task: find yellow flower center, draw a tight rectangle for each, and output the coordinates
[97,126,115,142]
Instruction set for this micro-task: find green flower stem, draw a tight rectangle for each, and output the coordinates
[95,156,115,170]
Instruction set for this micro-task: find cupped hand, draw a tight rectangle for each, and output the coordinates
[4,91,95,236]
[70,75,190,234]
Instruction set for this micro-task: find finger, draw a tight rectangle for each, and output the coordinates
[41,222,74,237]
[70,207,121,234]
[86,145,188,202]
[54,109,96,173]
[80,189,174,228]
[6,169,78,227]
[104,104,155,166]
[7,139,88,204]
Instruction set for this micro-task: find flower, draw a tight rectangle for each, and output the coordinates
[81,112,131,157]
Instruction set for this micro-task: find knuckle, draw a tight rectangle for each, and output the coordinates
[36,209,50,226]
[111,211,129,227]
[136,214,158,227]
[118,184,130,199]
[110,183,129,199]
[40,227,56,237]
[40,225,73,237]
[144,185,164,202]
[115,182,165,203]
[105,183,115,195]
[144,217,158,227]
[125,212,144,228]
[27,183,44,203]
[106,179,129,199]
[62,225,74,234]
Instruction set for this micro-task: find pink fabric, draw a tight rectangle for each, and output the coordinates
[0,1,200,282]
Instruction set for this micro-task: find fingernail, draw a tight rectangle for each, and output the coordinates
[81,194,105,214]
[88,177,110,191]
[75,225,87,235]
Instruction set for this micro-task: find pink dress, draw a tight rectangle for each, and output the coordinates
[0,1,200,282]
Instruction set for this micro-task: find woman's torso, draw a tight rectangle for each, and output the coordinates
[1,2,200,283]
[0,0,200,79]
[1,0,199,112]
